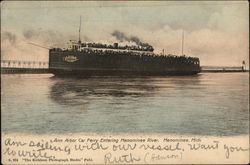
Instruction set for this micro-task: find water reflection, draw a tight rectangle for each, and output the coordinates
[49,75,202,107]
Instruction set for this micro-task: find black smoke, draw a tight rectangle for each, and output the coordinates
[111,30,129,42]
[111,30,152,47]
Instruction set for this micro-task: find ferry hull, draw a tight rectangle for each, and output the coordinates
[49,68,200,77]
[49,50,201,77]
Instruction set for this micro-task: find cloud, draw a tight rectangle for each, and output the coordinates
[2,31,17,45]
[1,31,48,62]
[22,28,68,48]
[1,1,248,67]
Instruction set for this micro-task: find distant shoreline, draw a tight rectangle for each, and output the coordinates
[201,70,248,73]
[1,67,249,74]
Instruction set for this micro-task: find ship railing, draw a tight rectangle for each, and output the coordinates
[82,43,154,51]
[50,46,200,65]
[66,40,154,52]
[79,47,154,54]
[79,44,153,52]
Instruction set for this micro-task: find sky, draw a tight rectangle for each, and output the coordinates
[1,1,249,67]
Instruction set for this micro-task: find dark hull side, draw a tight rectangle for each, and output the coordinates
[49,50,201,77]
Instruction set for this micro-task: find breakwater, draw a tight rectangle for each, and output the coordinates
[1,68,49,74]
[201,66,247,73]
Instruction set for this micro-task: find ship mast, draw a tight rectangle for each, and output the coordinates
[181,30,184,55]
[78,16,82,43]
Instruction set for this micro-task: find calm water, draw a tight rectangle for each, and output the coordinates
[1,73,249,136]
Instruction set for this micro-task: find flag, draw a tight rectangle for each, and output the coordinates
[242,60,245,65]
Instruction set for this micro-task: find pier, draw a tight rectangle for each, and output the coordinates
[1,60,49,74]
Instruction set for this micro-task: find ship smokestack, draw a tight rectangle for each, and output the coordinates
[114,43,118,49]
